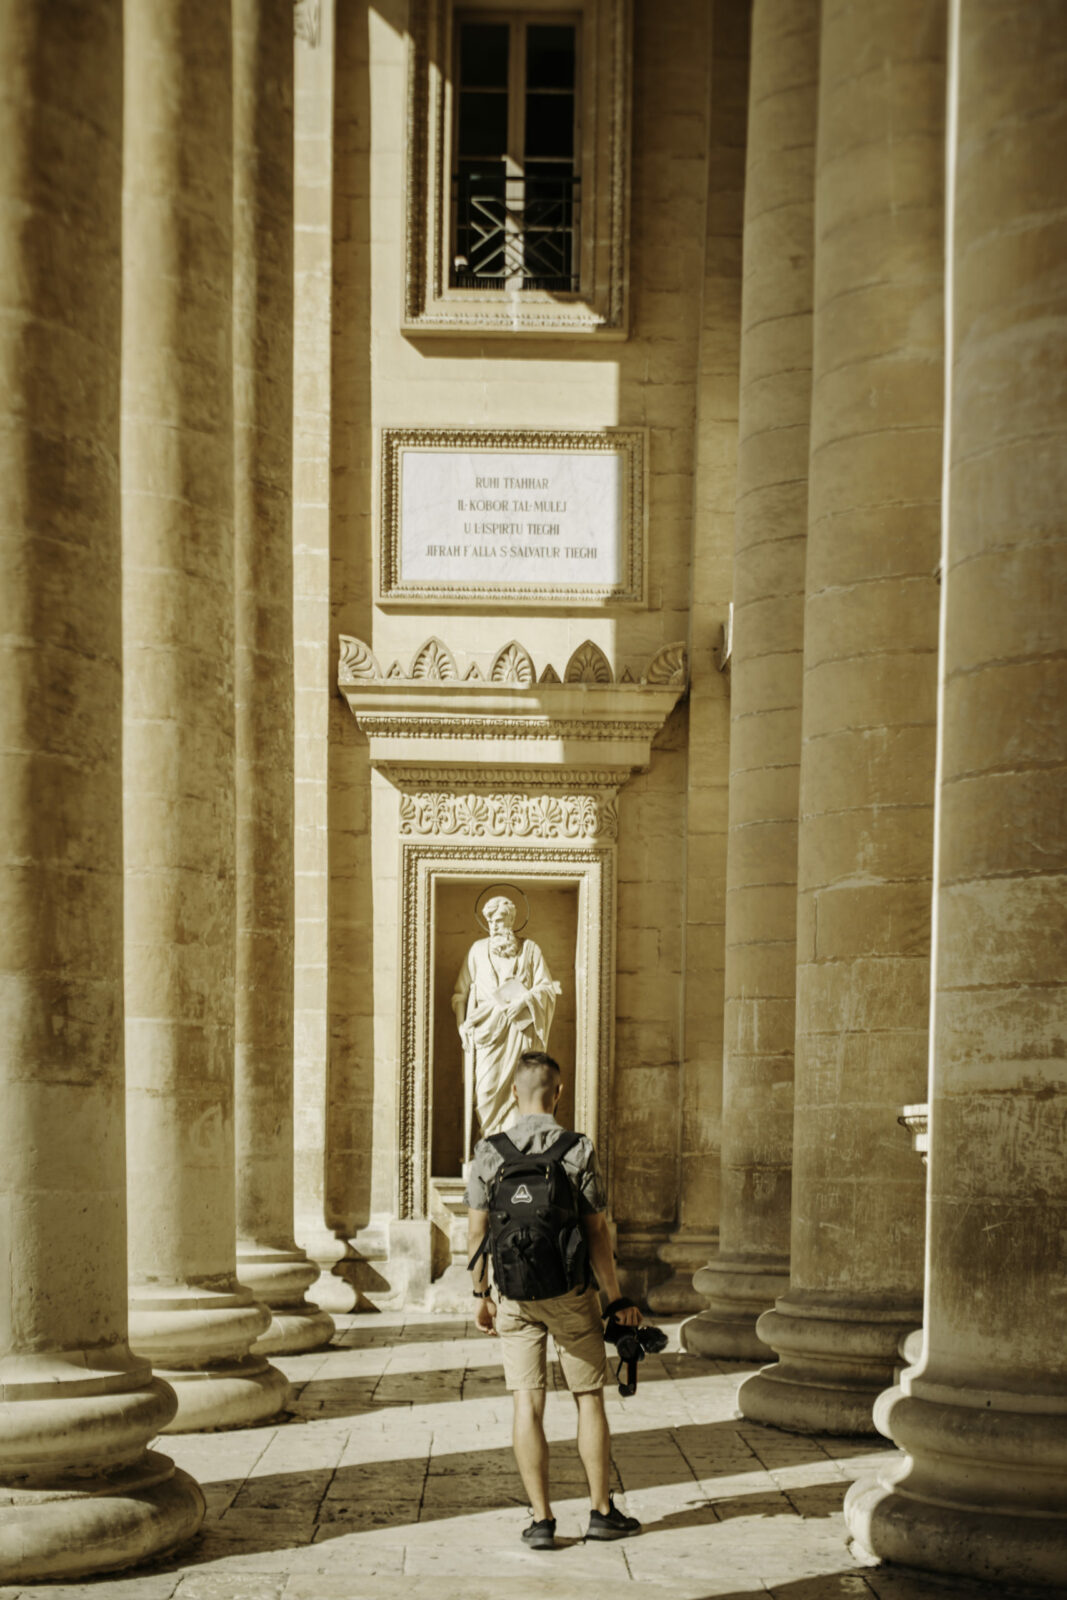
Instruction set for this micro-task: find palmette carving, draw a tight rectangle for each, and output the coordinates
[338,636,380,684]
[490,641,536,685]
[566,640,613,683]
[411,637,458,680]
[645,641,688,686]
[398,790,617,841]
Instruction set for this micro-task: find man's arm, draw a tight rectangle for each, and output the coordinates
[583,1212,640,1326]
[467,1207,496,1334]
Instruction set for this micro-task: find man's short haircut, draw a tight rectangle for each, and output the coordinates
[516,1050,561,1096]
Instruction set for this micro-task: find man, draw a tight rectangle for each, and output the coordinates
[466,1050,642,1550]
[451,894,561,1147]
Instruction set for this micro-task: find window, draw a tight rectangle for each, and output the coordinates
[451,16,580,293]
[403,0,631,338]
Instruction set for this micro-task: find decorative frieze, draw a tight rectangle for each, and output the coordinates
[398,789,618,841]
[338,633,687,689]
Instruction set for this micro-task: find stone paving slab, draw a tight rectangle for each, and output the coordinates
[0,1313,1050,1600]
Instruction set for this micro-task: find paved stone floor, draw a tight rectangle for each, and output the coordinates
[4,1314,1045,1600]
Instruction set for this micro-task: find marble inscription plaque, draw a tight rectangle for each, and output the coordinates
[378,429,646,606]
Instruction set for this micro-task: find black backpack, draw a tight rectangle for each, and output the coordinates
[470,1131,591,1301]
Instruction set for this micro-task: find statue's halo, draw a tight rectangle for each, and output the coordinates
[475,882,531,934]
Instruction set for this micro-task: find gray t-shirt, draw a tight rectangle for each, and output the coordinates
[464,1113,607,1215]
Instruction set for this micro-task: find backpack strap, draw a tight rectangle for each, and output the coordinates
[542,1130,582,1164]
[486,1131,522,1162]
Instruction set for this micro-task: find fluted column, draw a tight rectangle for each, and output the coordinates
[684,0,817,1359]
[122,0,290,1431]
[740,0,944,1432]
[846,2,1067,1584]
[233,0,333,1356]
[0,3,204,1579]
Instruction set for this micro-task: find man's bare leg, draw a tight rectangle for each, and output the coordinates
[512,1389,552,1521]
[574,1389,611,1514]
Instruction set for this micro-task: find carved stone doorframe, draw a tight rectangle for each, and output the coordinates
[398,841,615,1220]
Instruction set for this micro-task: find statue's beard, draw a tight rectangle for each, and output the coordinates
[489,932,519,958]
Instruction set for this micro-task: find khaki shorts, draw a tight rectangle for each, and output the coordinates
[496,1286,608,1392]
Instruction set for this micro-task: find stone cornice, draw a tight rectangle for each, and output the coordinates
[337,635,688,774]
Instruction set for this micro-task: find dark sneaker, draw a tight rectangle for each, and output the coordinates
[522,1516,557,1550]
[586,1499,641,1540]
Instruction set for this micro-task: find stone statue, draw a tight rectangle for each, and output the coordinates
[451,893,561,1156]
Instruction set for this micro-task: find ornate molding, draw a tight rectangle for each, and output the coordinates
[337,633,688,774]
[338,634,684,690]
[398,790,618,841]
[403,0,632,338]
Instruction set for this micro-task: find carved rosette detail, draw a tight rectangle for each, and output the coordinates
[566,640,613,683]
[338,635,381,684]
[490,641,536,685]
[398,790,617,841]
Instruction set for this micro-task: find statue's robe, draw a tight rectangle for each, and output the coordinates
[452,937,559,1138]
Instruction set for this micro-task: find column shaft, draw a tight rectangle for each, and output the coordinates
[122,0,289,1431]
[847,0,1067,1584]
[233,0,333,1355]
[684,0,818,1359]
[650,0,749,1316]
[740,0,945,1431]
[0,2,203,1578]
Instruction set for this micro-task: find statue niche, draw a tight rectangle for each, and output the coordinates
[431,881,576,1176]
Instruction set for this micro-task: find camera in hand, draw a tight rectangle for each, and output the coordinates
[602,1299,669,1396]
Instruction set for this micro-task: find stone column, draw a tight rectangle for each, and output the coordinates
[739,0,944,1432]
[0,3,204,1579]
[683,0,817,1359]
[123,0,290,1431]
[846,1,1067,1585]
[232,0,334,1355]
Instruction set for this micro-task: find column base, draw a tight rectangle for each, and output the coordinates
[155,1357,293,1433]
[255,1306,337,1356]
[129,1283,291,1431]
[646,1232,718,1315]
[0,1350,204,1582]
[845,1380,1067,1590]
[236,1242,336,1354]
[681,1256,789,1360]
[294,1219,362,1313]
[738,1294,922,1434]
[0,1453,204,1585]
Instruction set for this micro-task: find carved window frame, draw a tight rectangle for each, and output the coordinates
[403,0,632,338]
[376,424,647,608]
[397,841,616,1218]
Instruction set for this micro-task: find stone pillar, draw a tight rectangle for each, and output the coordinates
[232,0,334,1355]
[739,0,944,1432]
[0,3,205,1579]
[122,0,290,1431]
[846,2,1067,1585]
[683,0,817,1359]
[650,0,749,1317]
